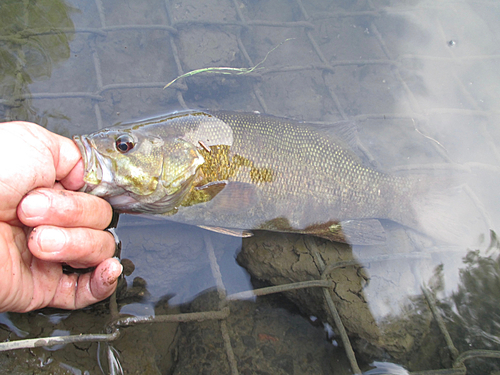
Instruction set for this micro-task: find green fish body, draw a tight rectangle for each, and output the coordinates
[73,110,452,244]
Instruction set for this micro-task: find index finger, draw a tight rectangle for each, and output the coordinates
[18,188,113,230]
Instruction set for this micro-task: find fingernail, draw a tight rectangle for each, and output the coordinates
[109,262,124,283]
[38,227,67,253]
[21,193,50,219]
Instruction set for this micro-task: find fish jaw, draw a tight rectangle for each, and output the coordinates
[73,134,120,197]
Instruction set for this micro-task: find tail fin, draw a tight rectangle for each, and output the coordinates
[391,174,487,246]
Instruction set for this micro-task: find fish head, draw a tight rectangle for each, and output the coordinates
[73,126,205,213]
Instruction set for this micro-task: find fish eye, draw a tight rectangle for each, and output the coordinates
[115,135,135,153]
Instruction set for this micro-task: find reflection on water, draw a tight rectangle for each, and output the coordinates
[0,0,499,374]
[0,0,75,125]
[451,250,500,350]
[443,235,500,372]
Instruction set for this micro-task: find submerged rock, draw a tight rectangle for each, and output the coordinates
[236,230,449,369]
[172,289,347,375]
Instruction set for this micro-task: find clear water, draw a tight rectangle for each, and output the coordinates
[1,0,500,374]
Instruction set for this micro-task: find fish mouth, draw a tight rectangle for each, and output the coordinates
[73,134,107,194]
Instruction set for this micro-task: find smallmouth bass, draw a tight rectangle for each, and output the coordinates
[73,110,459,244]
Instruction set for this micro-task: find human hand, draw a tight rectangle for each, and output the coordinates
[0,121,122,312]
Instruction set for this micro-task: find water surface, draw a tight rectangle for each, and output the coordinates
[1,0,500,374]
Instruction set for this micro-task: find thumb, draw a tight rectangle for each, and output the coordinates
[50,132,86,191]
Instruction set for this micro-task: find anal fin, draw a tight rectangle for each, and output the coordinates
[198,225,254,238]
[304,219,386,245]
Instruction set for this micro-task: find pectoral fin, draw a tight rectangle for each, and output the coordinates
[206,181,259,213]
[192,181,258,211]
[195,180,228,199]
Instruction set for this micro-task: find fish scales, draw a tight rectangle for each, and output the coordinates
[73,110,447,244]
[173,111,412,225]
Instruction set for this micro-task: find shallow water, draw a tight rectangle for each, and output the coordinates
[1,0,500,374]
